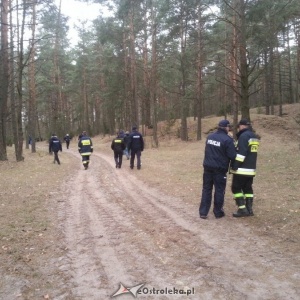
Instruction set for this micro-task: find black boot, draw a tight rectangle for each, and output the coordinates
[246,198,254,216]
[233,198,249,217]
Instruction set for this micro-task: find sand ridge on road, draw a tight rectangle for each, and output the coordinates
[56,148,299,299]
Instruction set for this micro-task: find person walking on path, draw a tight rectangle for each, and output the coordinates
[230,119,260,217]
[64,133,71,149]
[123,131,131,160]
[111,132,126,168]
[78,131,93,170]
[199,120,236,219]
[128,126,144,170]
[49,133,62,165]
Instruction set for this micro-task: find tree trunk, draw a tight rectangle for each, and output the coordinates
[150,0,158,148]
[28,2,37,152]
[196,3,203,141]
[0,0,9,160]
[179,6,188,141]
[15,0,27,161]
[238,0,250,120]
[129,0,138,126]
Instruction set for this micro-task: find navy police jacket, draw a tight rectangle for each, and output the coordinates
[203,128,236,173]
[128,130,144,151]
[49,136,62,152]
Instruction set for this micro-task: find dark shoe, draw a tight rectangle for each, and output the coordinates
[130,166,134,169]
[200,215,207,219]
[137,166,141,170]
[118,164,122,168]
[246,198,254,216]
[116,164,118,168]
[233,208,249,218]
[84,165,88,170]
[215,212,225,219]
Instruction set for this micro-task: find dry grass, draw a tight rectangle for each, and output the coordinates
[94,103,300,254]
[0,145,77,298]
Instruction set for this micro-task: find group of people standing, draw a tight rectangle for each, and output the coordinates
[199,118,260,219]
[111,126,144,170]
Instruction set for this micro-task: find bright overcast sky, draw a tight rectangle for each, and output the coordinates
[55,0,109,45]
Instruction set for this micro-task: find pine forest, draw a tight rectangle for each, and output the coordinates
[0,0,300,161]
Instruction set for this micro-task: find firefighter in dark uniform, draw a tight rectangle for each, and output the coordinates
[111,132,126,168]
[78,131,93,170]
[128,126,144,170]
[230,119,260,217]
[199,120,236,219]
[49,133,62,165]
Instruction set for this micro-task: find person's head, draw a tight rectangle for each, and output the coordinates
[66,133,69,136]
[218,119,232,133]
[52,133,56,137]
[237,119,251,131]
[125,131,129,135]
[82,131,87,136]
[132,126,137,131]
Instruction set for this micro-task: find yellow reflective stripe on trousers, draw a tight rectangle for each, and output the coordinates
[234,193,244,198]
[81,152,92,156]
[245,194,253,198]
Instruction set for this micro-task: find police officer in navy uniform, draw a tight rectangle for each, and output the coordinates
[49,133,62,165]
[128,126,144,170]
[230,119,260,217]
[78,131,93,170]
[199,120,236,219]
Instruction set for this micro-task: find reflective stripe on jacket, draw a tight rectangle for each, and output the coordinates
[78,136,93,156]
[230,128,260,176]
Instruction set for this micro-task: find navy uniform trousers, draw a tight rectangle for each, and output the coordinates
[199,168,227,218]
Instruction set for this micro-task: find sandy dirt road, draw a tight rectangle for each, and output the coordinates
[56,149,300,300]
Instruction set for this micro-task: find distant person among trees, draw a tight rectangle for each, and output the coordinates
[64,133,71,149]
[49,133,62,165]
[199,120,236,219]
[78,131,93,170]
[128,126,144,170]
[111,131,126,168]
[230,119,260,217]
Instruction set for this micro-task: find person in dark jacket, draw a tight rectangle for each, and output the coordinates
[111,132,126,168]
[123,131,130,159]
[64,133,71,149]
[49,134,62,165]
[199,120,236,219]
[78,131,93,170]
[128,126,144,170]
[230,119,260,217]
